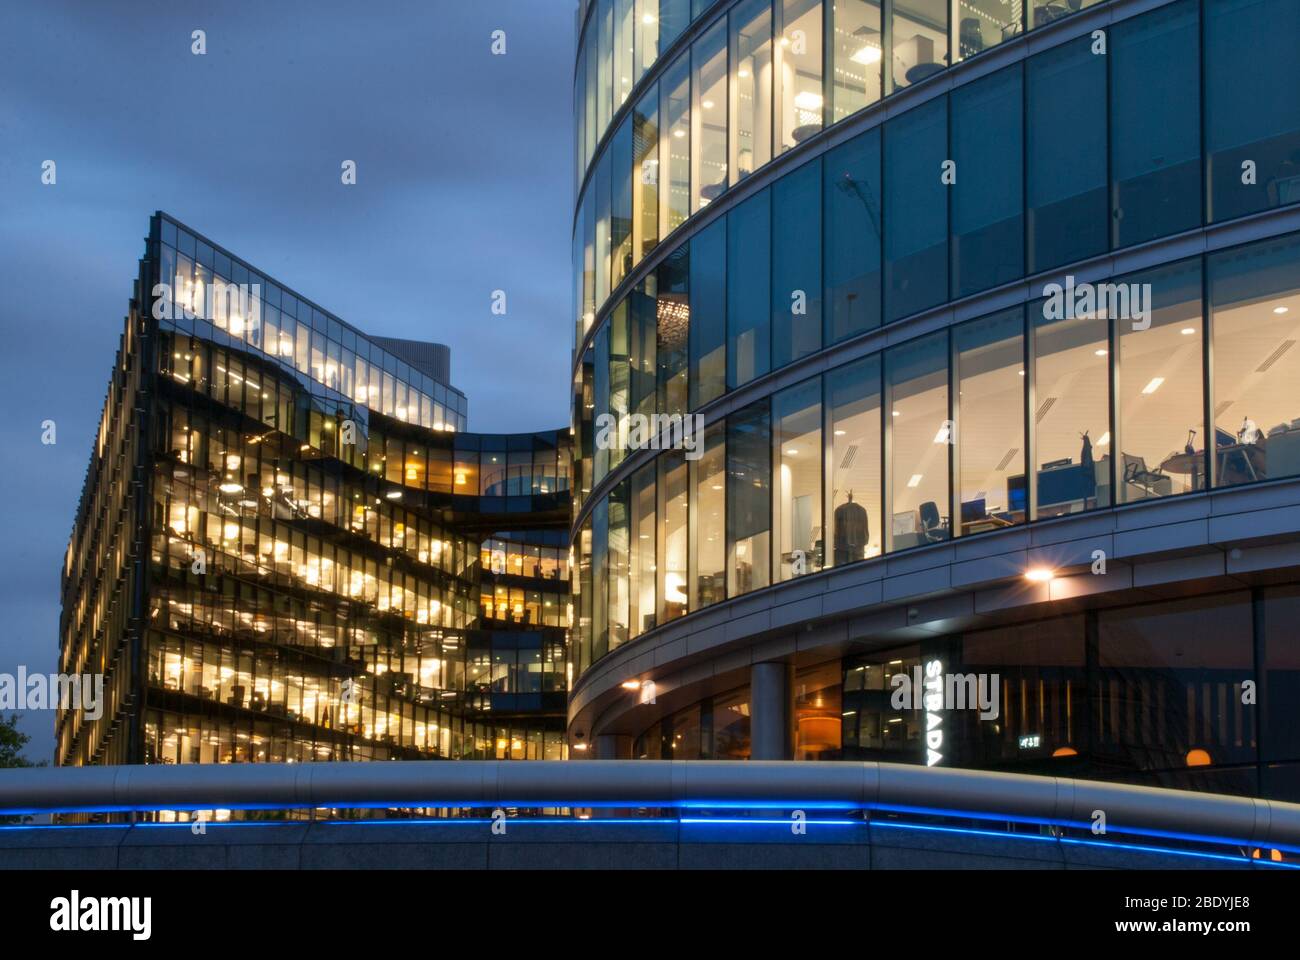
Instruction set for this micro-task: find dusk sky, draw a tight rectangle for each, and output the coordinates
[0,0,576,756]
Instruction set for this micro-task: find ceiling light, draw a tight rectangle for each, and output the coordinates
[834,429,846,436]
[1181,327,1196,335]
[793,91,823,112]
[702,98,715,109]
[850,44,882,65]
[1024,567,1055,583]
[1141,377,1165,395]
[1096,432,1110,446]
[738,68,750,79]
[785,448,798,456]
[673,128,686,138]
[385,490,402,500]
[907,474,923,488]
[621,681,641,690]
[1274,306,1289,315]
[1095,348,1108,356]
[218,481,243,494]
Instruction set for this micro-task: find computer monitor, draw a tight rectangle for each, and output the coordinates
[1007,475,1027,513]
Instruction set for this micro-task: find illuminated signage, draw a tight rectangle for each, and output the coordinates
[924,658,943,766]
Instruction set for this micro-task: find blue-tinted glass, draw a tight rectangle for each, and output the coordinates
[661,0,691,46]
[728,188,772,387]
[951,65,1023,297]
[1205,0,1300,222]
[885,96,947,322]
[772,158,822,369]
[611,116,634,287]
[594,322,611,483]
[1111,0,1200,248]
[824,128,882,343]
[657,244,690,414]
[1027,37,1106,272]
[630,280,658,418]
[689,217,727,408]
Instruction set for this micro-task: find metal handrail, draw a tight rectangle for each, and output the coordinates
[2,760,1299,850]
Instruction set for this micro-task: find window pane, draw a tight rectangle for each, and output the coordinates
[658,451,689,624]
[609,479,630,652]
[773,377,823,581]
[633,86,660,264]
[689,217,727,408]
[951,65,1023,298]
[631,280,658,419]
[693,21,728,211]
[1030,0,1102,28]
[598,0,614,134]
[1116,259,1203,503]
[885,96,947,322]
[955,0,1022,59]
[661,52,691,233]
[636,0,661,81]
[728,400,772,595]
[1027,37,1106,273]
[1205,0,1300,223]
[657,243,690,415]
[886,332,950,550]
[777,0,824,152]
[955,308,1025,534]
[661,0,690,46]
[730,0,773,185]
[629,462,657,638]
[609,301,631,471]
[891,0,947,90]
[1031,289,1110,518]
[1111,0,1200,248]
[829,0,883,121]
[824,128,883,343]
[1210,232,1300,488]
[592,495,609,662]
[827,354,883,564]
[691,424,727,608]
[594,323,611,483]
[728,188,772,387]
[595,148,612,306]
[615,0,635,112]
[772,158,823,368]
[581,191,596,336]
[612,117,634,288]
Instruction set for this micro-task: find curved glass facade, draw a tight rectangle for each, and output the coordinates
[570,0,1300,679]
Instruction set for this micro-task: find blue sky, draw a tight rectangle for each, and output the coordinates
[0,0,576,757]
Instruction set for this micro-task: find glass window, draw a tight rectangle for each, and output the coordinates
[693,20,728,210]
[954,308,1025,534]
[595,148,612,307]
[661,0,691,47]
[886,332,950,551]
[951,65,1023,298]
[608,479,630,653]
[633,86,660,264]
[661,52,692,233]
[1031,286,1110,518]
[824,128,883,343]
[657,451,689,625]
[827,354,883,564]
[657,243,690,415]
[1210,233,1300,488]
[777,0,824,152]
[727,188,772,388]
[1262,586,1300,762]
[581,191,596,336]
[592,496,609,662]
[794,661,842,759]
[689,217,727,408]
[885,95,947,322]
[1026,36,1107,273]
[691,423,727,608]
[611,117,634,289]
[773,377,823,581]
[730,0,774,185]
[829,0,883,121]
[609,302,631,471]
[891,0,948,90]
[1111,0,1200,248]
[630,462,657,637]
[615,0,635,111]
[631,280,659,419]
[772,158,823,369]
[636,0,661,81]
[1030,0,1101,28]
[1205,0,1300,223]
[594,323,611,483]
[954,0,1021,59]
[727,399,772,596]
[598,0,614,134]
[1115,259,1204,503]
[713,689,752,758]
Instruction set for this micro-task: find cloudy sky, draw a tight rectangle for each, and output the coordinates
[0,0,577,757]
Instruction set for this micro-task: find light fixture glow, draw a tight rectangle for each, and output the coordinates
[1095,348,1108,356]
[1141,377,1165,395]
[1024,567,1055,583]
[1181,327,1196,335]
[850,44,882,65]
[1096,431,1110,447]
[907,474,923,488]
[1274,306,1289,315]
[621,681,641,690]
[793,91,824,112]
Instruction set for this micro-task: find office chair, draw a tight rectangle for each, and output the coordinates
[919,501,946,543]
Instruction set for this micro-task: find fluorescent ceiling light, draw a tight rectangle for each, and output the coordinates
[1141,377,1165,395]
[793,91,823,111]
[851,44,882,65]
[907,474,923,488]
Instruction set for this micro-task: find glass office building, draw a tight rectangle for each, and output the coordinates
[58,213,572,771]
[568,0,1300,800]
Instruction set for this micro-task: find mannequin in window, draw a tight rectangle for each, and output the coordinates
[833,491,868,566]
[1080,430,1097,501]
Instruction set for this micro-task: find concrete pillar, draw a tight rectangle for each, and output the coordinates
[750,661,794,760]
[595,734,633,760]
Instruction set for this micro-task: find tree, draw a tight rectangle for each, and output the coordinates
[0,713,40,768]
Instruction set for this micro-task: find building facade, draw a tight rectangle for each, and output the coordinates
[567,0,1300,800]
[58,213,571,769]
